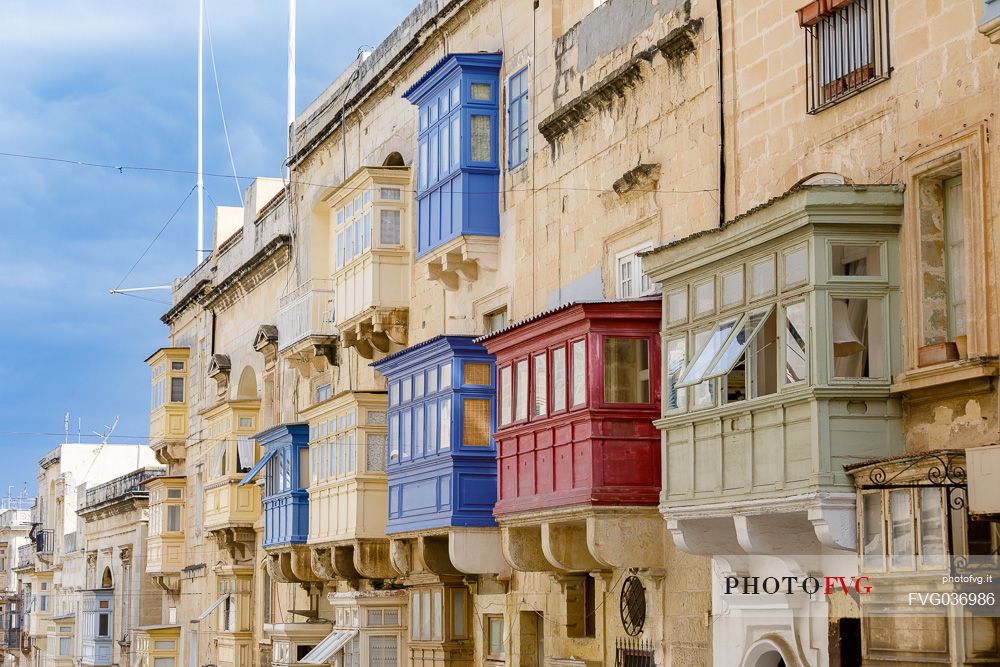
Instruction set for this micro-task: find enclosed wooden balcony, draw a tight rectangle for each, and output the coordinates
[320,166,412,360]
[201,400,262,556]
[134,626,180,667]
[145,348,190,464]
[145,476,186,591]
[276,279,338,378]
[643,185,906,557]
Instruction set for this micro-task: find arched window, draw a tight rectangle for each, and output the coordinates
[101,567,113,589]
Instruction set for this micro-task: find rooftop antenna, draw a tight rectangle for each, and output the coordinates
[90,417,120,445]
[64,412,69,444]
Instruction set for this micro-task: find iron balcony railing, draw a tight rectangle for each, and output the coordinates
[0,628,18,648]
[615,638,656,667]
[803,0,890,113]
[79,467,166,512]
[34,530,54,555]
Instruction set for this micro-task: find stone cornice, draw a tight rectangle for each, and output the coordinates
[538,19,702,145]
[198,235,292,313]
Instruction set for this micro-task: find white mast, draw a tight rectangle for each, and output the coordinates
[287,0,297,166]
[197,0,205,264]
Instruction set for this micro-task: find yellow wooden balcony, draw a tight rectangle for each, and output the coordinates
[146,477,186,586]
[146,348,190,464]
[134,625,181,667]
[320,166,411,360]
[303,392,388,544]
[201,400,262,535]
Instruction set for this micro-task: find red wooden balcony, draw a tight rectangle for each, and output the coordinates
[479,298,661,516]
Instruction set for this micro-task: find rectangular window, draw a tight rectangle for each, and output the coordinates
[336,233,345,269]
[831,244,882,277]
[508,68,529,168]
[299,447,310,488]
[463,363,491,386]
[499,366,512,426]
[414,408,424,458]
[451,115,461,168]
[401,411,412,459]
[552,348,567,412]
[515,360,528,421]
[571,340,586,407]
[470,115,492,162]
[487,615,505,657]
[380,187,401,201]
[427,403,438,452]
[380,210,401,246]
[440,121,450,177]
[919,488,946,569]
[98,612,110,637]
[402,377,412,403]
[427,368,438,394]
[603,338,650,404]
[451,589,466,637]
[944,175,966,339]
[410,594,420,640]
[59,637,71,656]
[471,82,491,100]
[485,308,508,334]
[666,337,687,411]
[679,315,740,387]
[439,400,451,451]
[363,212,372,250]
[862,492,884,570]
[170,377,184,403]
[421,591,431,640]
[432,591,443,641]
[889,489,915,569]
[617,254,635,298]
[166,505,181,532]
[462,399,491,447]
[801,0,889,113]
[419,140,428,190]
[429,131,438,184]
[533,354,547,416]
[831,297,885,379]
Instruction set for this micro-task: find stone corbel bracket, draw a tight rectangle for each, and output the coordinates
[538,18,703,146]
[613,163,661,197]
[423,236,499,292]
[341,309,409,360]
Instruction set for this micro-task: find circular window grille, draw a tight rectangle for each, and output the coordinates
[620,575,646,637]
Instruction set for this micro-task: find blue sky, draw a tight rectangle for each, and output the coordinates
[0,1,415,494]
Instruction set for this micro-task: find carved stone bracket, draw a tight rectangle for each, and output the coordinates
[422,236,499,292]
[285,335,340,378]
[340,308,409,360]
[151,574,180,594]
[209,526,255,562]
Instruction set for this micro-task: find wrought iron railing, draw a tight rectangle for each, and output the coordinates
[803,0,890,113]
[615,638,656,667]
[34,530,54,555]
[79,467,166,511]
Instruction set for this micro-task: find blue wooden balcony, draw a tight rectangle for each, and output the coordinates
[371,335,497,533]
[240,423,310,548]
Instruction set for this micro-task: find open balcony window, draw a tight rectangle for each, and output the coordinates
[784,302,808,383]
[860,487,949,573]
[831,297,885,379]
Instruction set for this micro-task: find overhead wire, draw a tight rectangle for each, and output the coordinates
[204,1,244,206]
[112,184,197,291]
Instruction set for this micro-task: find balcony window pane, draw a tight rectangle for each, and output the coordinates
[451,590,466,636]
[831,297,885,379]
[515,360,528,421]
[389,416,398,461]
[414,373,425,398]
[693,280,714,317]
[471,115,491,162]
[471,83,491,100]
[428,403,438,452]
[380,210,401,246]
[552,348,567,412]
[500,366,512,426]
[666,337,687,411]
[862,492,884,570]
[402,378,412,403]
[571,340,586,407]
[784,302,808,383]
[299,447,309,489]
[440,400,451,450]
[463,363,491,386]
[700,306,773,382]
[402,411,412,459]
[488,617,504,656]
[98,613,110,637]
[919,488,946,569]
[944,175,966,338]
[380,187,401,201]
[432,591,442,640]
[170,377,184,403]
[348,435,355,472]
[451,115,461,168]
[419,140,427,190]
[890,490,915,569]
[421,591,431,640]
[533,354,547,416]
[427,368,438,394]
[462,399,491,446]
[692,329,715,408]
[414,409,424,457]
[363,212,372,250]
[411,595,420,640]
[429,131,438,184]
[721,267,744,308]
[166,505,181,532]
[440,122,450,177]
[679,316,740,387]
[784,245,808,286]
[666,288,688,325]
[336,233,344,269]
[751,257,776,299]
[603,338,650,404]
[832,244,881,277]
[441,363,452,389]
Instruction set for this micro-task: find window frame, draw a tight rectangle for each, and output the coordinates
[599,334,654,407]
[615,243,655,299]
[506,67,530,170]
